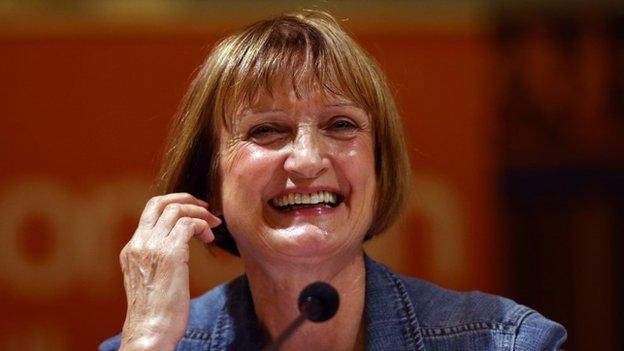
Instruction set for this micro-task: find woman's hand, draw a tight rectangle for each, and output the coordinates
[118,193,221,350]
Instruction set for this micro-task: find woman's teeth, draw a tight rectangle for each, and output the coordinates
[272,191,339,209]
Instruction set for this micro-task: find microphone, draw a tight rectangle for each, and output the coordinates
[264,282,340,351]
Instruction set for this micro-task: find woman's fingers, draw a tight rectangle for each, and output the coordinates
[169,217,215,248]
[119,194,218,349]
[138,193,208,229]
[196,226,216,244]
[205,213,222,228]
[153,203,217,236]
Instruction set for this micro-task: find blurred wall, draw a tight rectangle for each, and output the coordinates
[492,7,624,350]
[0,1,620,350]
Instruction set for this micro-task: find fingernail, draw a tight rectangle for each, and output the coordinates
[197,228,215,244]
[208,214,222,227]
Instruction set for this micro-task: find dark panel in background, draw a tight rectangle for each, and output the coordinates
[494,9,624,350]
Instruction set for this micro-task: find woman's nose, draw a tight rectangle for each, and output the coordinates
[284,128,328,179]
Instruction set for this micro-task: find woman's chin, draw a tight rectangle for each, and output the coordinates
[267,225,342,259]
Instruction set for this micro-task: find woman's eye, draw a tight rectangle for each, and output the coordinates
[247,124,287,144]
[249,124,277,137]
[329,118,357,131]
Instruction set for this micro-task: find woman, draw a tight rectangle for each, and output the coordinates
[100,10,566,351]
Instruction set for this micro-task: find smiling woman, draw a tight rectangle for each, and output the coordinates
[219,86,377,262]
[99,10,566,351]
[156,10,410,257]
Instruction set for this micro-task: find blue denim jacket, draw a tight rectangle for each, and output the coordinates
[100,256,566,350]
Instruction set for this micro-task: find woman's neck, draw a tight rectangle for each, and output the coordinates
[241,251,366,351]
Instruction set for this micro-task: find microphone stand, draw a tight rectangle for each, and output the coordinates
[263,313,307,351]
[263,282,339,351]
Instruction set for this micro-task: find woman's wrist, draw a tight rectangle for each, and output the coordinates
[119,334,176,351]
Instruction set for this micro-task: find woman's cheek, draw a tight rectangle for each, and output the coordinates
[333,139,374,170]
[222,144,279,204]
[220,145,274,238]
[222,142,262,176]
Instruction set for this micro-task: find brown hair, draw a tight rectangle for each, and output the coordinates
[157,10,411,255]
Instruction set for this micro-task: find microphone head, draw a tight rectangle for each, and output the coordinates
[298,281,340,323]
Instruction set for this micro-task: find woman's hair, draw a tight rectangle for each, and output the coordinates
[157,10,411,255]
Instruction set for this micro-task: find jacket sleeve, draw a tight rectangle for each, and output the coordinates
[514,311,567,351]
[98,334,121,351]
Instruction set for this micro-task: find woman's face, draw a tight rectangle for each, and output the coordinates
[218,83,376,263]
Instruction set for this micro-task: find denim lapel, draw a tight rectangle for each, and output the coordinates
[364,256,426,351]
[209,256,426,350]
[209,275,267,351]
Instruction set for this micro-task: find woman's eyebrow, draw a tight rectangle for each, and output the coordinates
[325,102,358,108]
[239,108,285,117]
[237,103,360,118]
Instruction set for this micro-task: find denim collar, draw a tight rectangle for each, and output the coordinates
[207,255,426,350]
[363,256,426,350]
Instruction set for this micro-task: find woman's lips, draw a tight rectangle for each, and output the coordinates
[271,190,339,208]
[269,188,344,209]
[268,200,344,217]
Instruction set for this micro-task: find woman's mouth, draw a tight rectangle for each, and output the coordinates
[270,190,344,212]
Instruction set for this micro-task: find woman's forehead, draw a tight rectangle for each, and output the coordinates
[229,82,359,118]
